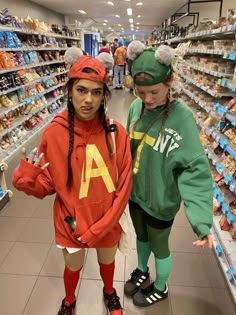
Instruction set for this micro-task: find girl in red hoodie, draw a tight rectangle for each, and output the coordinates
[12,48,132,315]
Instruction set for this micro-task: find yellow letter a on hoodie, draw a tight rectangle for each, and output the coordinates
[79,144,115,199]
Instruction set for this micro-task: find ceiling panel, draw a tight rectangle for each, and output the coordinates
[30,0,184,36]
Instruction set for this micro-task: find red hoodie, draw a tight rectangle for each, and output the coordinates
[12,110,132,248]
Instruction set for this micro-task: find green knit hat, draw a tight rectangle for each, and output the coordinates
[127,41,173,86]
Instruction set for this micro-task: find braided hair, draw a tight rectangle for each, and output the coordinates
[65,76,113,188]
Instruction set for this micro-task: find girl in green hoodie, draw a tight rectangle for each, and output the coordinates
[124,41,213,307]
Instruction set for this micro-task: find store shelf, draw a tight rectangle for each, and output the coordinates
[169,23,236,44]
[186,62,233,78]
[0,25,80,41]
[220,79,236,93]
[0,191,9,212]
[173,24,236,303]
[0,59,66,75]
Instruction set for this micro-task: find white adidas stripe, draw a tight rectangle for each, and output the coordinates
[136,276,147,286]
[147,294,158,303]
[164,284,168,294]
[145,285,168,304]
[154,292,163,299]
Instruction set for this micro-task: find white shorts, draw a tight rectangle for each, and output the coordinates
[56,244,83,254]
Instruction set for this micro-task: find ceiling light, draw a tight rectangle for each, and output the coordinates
[108,27,112,29]
[107,1,114,5]
[78,10,86,14]
[137,15,141,18]
[104,19,108,22]
[127,8,132,15]
[136,2,143,5]
[115,14,120,18]
[130,24,134,27]
[129,18,133,23]
[136,22,140,25]
[103,23,107,25]
[118,24,122,26]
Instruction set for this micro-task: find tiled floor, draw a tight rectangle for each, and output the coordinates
[0,89,236,315]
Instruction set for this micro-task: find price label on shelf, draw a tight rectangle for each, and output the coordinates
[219,138,228,149]
[216,163,224,174]
[213,188,220,197]
[215,134,221,143]
[224,174,232,185]
[217,195,224,205]
[229,182,236,193]
[226,213,234,225]
[222,203,229,215]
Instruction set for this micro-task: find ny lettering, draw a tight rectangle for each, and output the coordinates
[153,134,179,157]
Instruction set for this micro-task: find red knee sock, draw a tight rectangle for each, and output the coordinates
[64,265,82,304]
[99,260,115,295]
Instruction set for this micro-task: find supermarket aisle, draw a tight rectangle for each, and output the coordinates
[0,89,235,315]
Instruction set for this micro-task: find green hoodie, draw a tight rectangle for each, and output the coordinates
[126,98,213,239]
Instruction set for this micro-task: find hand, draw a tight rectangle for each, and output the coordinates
[21,147,49,170]
[193,234,213,249]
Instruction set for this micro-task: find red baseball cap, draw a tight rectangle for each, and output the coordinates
[68,55,107,83]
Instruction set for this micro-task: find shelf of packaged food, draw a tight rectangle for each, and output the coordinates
[178,86,236,126]
[211,218,236,304]
[220,78,236,93]
[178,48,236,61]
[0,85,65,138]
[207,127,236,161]
[179,97,236,193]
[177,83,213,112]
[177,93,236,164]
[168,23,236,44]
[212,182,236,215]
[0,47,67,52]
[175,69,235,98]
[174,27,236,303]
[185,62,233,78]
[186,48,225,55]
[225,113,236,127]
[0,25,80,41]
[205,148,236,194]
[0,59,66,75]
[0,69,68,98]
[175,73,236,127]
[0,105,64,163]
[225,52,236,61]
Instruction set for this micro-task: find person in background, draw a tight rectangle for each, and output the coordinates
[12,47,132,315]
[78,42,89,55]
[124,41,213,307]
[110,38,118,57]
[113,39,126,90]
[99,39,111,54]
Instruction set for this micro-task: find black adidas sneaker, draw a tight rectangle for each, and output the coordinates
[124,267,150,297]
[133,282,168,307]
